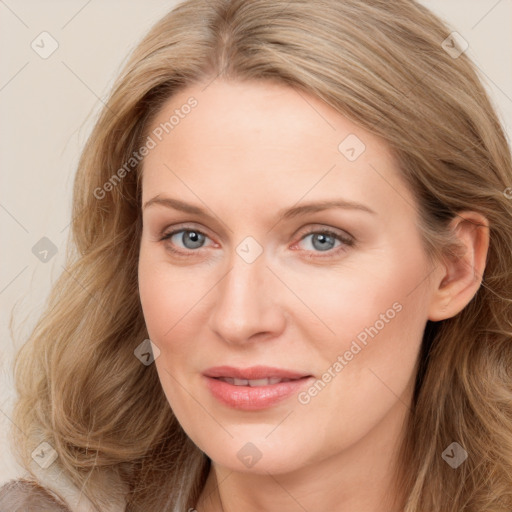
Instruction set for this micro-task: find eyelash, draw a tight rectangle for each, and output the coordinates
[159,224,355,259]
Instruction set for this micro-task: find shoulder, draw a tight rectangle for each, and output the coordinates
[0,478,72,511]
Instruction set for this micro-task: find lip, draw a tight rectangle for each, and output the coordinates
[203,365,310,380]
[203,365,313,411]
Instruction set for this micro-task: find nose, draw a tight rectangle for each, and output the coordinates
[207,250,286,346]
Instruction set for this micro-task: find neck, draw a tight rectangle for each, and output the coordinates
[195,398,409,512]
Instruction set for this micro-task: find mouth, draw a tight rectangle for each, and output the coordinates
[214,376,304,386]
[202,365,314,410]
[203,365,311,380]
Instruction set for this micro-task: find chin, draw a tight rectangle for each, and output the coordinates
[196,432,314,475]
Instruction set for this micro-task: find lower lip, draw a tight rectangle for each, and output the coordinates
[204,376,313,410]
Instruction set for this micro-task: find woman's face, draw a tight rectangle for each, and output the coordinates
[138,79,440,475]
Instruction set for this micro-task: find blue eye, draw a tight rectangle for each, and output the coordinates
[296,228,354,257]
[161,229,209,251]
[301,231,339,252]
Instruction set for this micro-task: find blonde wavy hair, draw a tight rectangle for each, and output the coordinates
[9,0,512,510]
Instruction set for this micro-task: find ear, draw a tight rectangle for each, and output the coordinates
[428,211,490,322]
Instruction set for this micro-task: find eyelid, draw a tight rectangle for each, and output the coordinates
[294,224,353,242]
[160,220,211,235]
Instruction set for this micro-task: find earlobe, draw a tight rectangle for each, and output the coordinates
[428,211,489,322]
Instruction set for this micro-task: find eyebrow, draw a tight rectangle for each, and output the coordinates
[143,196,376,220]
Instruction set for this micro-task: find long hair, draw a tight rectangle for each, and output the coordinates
[10,1,512,510]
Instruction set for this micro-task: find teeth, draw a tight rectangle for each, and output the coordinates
[269,378,290,384]
[218,377,296,386]
[249,378,272,386]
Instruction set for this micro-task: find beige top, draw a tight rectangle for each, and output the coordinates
[0,478,72,511]
[0,462,127,512]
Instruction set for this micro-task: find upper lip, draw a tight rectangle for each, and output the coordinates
[203,365,311,380]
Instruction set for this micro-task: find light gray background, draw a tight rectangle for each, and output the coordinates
[1,0,511,484]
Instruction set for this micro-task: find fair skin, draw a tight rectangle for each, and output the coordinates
[138,79,489,512]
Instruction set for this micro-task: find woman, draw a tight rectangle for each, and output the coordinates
[1,0,511,510]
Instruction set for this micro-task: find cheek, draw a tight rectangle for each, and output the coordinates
[299,251,428,362]
[138,261,169,340]
[138,243,215,366]
[303,252,430,421]
[301,245,431,403]
[138,245,184,347]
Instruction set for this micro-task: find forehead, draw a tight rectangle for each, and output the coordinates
[141,79,415,221]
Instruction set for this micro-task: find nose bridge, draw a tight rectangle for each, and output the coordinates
[208,243,284,344]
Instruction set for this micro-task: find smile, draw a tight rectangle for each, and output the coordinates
[216,377,301,386]
[202,366,313,410]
